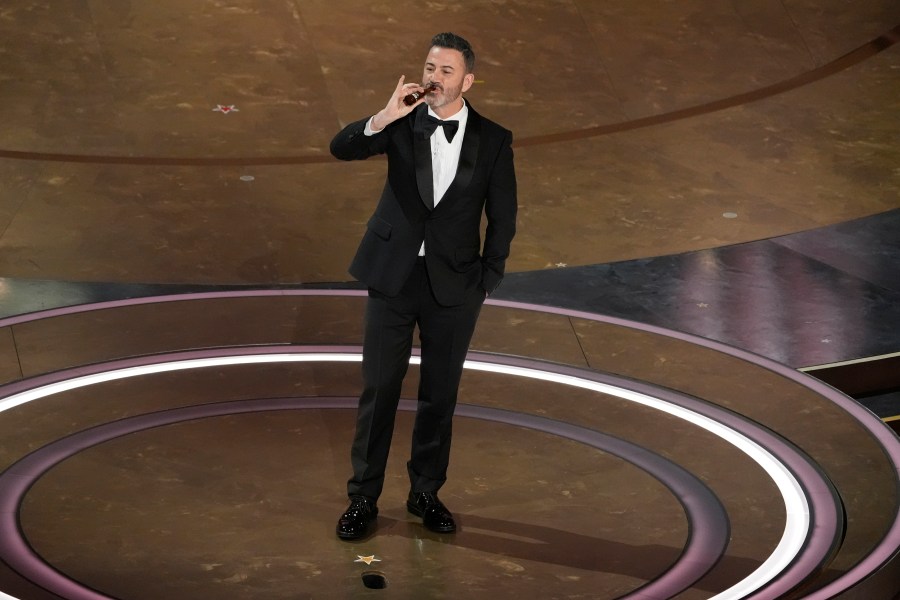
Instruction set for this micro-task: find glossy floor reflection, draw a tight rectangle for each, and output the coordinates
[0,294,897,599]
[0,2,899,599]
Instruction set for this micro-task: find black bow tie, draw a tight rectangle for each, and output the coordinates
[419,114,460,143]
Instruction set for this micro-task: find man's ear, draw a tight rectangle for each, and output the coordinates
[462,72,475,93]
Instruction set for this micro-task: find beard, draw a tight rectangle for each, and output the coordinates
[425,80,463,111]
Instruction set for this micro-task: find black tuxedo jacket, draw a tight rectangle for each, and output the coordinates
[330,102,517,306]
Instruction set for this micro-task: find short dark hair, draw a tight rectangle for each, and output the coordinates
[430,32,475,73]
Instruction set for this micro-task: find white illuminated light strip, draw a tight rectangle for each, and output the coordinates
[0,354,360,413]
[0,352,809,600]
[464,360,810,600]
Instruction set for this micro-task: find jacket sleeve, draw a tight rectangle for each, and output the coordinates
[481,128,517,294]
[330,117,391,161]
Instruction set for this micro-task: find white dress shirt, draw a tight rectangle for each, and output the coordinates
[366,101,469,256]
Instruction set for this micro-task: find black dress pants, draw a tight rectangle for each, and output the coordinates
[348,259,484,500]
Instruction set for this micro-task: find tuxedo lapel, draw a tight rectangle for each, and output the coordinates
[437,108,480,210]
[412,103,482,212]
[412,106,435,210]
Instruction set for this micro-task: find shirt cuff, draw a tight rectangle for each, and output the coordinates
[364,116,383,136]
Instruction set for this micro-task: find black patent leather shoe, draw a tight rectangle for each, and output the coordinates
[406,491,456,533]
[336,495,378,540]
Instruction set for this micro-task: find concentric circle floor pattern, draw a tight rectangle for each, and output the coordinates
[1,3,899,598]
[0,292,897,599]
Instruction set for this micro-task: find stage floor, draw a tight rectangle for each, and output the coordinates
[0,291,897,599]
[0,2,899,599]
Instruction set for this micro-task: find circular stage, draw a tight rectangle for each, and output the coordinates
[0,291,896,599]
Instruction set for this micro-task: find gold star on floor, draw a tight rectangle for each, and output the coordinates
[355,555,381,565]
[696,302,709,308]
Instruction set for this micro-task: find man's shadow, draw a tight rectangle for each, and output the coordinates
[374,512,764,594]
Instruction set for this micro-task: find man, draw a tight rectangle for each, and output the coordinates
[330,32,517,540]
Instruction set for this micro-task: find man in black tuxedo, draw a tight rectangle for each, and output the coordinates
[330,32,517,540]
